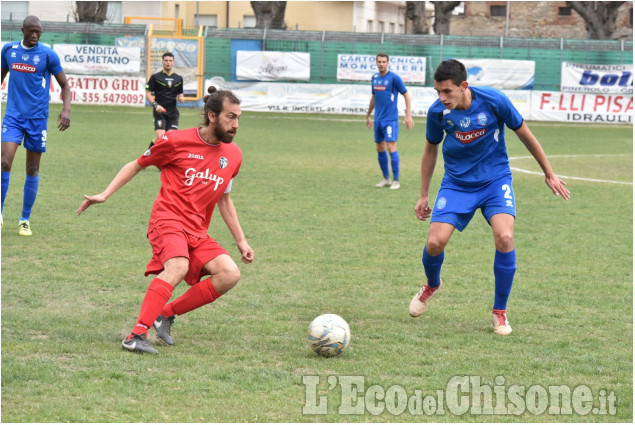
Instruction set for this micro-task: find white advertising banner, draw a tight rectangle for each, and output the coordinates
[53,44,141,74]
[561,62,633,94]
[459,59,535,89]
[531,91,632,124]
[49,75,146,107]
[337,54,426,84]
[204,79,529,119]
[236,51,310,82]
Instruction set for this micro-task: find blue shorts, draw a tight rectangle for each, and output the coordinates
[374,120,399,143]
[431,174,516,232]
[1,115,48,153]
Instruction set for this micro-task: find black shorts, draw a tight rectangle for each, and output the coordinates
[153,108,180,131]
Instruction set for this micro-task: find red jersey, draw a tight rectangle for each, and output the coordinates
[137,127,242,237]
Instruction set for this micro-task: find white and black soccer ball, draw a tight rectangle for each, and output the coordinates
[307,314,351,357]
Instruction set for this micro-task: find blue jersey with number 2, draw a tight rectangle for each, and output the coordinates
[426,86,524,186]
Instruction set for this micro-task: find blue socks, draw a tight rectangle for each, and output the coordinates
[389,151,399,181]
[422,247,516,309]
[422,247,444,288]
[493,249,516,310]
[1,171,10,215]
[377,151,389,179]
[20,174,39,221]
[377,151,400,181]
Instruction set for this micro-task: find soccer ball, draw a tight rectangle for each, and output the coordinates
[307,314,351,357]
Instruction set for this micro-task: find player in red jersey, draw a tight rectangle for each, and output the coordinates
[77,87,254,354]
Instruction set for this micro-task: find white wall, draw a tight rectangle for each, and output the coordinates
[353,0,406,33]
[19,1,162,23]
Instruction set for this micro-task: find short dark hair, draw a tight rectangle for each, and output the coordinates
[434,59,467,86]
[202,86,241,126]
[22,15,41,28]
[376,52,389,61]
[162,52,174,60]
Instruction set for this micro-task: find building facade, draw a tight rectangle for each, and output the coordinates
[3,1,632,40]
[451,1,633,40]
[3,1,408,33]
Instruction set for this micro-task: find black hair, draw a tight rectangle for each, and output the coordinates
[434,59,467,86]
[162,52,174,60]
[23,15,41,28]
[202,86,241,126]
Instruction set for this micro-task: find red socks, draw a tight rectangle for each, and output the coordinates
[161,277,220,317]
[130,278,174,337]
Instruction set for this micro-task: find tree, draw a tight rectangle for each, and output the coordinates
[250,1,287,29]
[74,1,109,24]
[406,1,428,34]
[566,1,626,39]
[432,1,461,35]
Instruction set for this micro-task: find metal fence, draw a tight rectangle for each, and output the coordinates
[204,28,633,90]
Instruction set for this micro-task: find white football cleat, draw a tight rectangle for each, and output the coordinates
[409,280,441,317]
[492,309,512,335]
[376,178,392,188]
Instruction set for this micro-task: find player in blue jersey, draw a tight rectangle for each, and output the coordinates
[409,59,570,335]
[365,53,414,190]
[1,15,71,236]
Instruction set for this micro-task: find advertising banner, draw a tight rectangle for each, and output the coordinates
[459,59,535,89]
[531,91,632,124]
[337,54,426,84]
[204,79,527,119]
[236,51,311,82]
[48,75,146,107]
[205,79,629,124]
[53,44,141,74]
[561,62,632,94]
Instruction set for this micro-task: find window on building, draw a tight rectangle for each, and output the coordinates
[378,21,385,33]
[243,15,256,28]
[490,5,506,17]
[398,23,404,34]
[389,22,395,33]
[196,14,218,28]
[367,20,374,32]
[558,7,572,16]
[175,4,180,19]
[1,1,27,21]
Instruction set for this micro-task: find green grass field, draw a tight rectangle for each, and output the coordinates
[1,104,632,422]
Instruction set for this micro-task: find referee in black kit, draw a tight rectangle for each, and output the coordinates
[146,52,185,149]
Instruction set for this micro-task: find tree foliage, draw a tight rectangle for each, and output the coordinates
[432,1,461,35]
[74,1,109,24]
[406,1,427,34]
[566,1,626,39]
[250,1,287,29]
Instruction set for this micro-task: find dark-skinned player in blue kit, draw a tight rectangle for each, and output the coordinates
[1,15,72,235]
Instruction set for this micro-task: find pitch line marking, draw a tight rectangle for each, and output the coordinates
[509,154,633,185]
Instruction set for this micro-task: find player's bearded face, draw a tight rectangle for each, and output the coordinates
[214,104,241,143]
[215,122,235,143]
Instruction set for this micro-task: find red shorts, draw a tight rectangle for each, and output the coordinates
[145,221,229,285]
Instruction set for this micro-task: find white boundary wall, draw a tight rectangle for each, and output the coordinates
[207,80,632,125]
